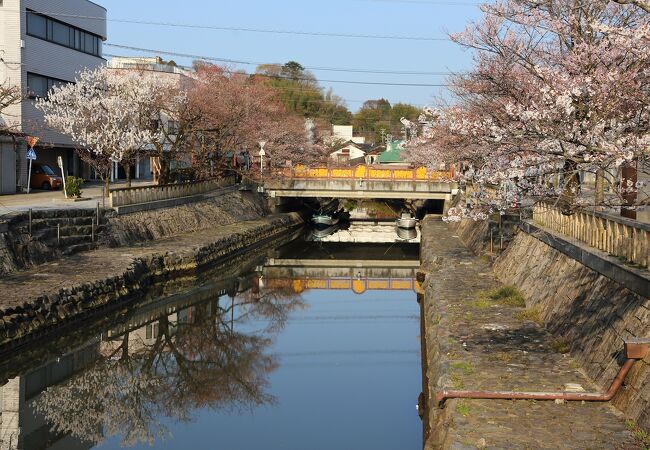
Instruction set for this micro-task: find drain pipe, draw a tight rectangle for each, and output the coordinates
[436,339,650,408]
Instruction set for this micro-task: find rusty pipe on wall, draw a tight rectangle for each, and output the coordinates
[435,339,650,408]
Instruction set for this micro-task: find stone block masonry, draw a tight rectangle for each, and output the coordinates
[0,213,304,352]
[495,228,650,433]
[419,217,639,449]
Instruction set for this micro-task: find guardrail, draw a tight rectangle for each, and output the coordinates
[273,165,452,181]
[533,203,650,269]
[109,177,236,208]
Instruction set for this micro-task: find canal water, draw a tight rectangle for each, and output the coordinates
[0,224,422,450]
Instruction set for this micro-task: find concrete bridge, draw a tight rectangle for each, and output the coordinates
[262,165,458,205]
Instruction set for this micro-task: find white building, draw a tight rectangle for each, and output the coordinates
[0,0,107,194]
[329,142,371,164]
[108,56,195,182]
[331,125,365,145]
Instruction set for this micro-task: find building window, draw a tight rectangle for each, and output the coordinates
[26,10,103,57]
[27,72,70,99]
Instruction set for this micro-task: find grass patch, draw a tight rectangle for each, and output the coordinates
[490,351,513,363]
[450,373,465,389]
[516,306,544,326]
[471,297,492,309]
[456,401,471,417]
[486,285,526,307]
[451,361,475,376]
[473,285,526,309]
[548,338,571,354]
[625,419,650,449]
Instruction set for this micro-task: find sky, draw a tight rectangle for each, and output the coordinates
[94,0,485,112]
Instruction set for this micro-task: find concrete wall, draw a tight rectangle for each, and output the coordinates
[494,229,650,431]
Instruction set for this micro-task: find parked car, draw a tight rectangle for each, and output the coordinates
[31,163,63,190]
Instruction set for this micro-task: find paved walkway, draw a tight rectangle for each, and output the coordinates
[0,180,154,216]
[420,218,641,449]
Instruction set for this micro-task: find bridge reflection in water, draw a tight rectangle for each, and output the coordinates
[263,222,421,295]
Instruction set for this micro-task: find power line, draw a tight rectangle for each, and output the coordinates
[104,45,453,87]
[9,9,454,42]
[105,46,455,76]
[105,46,456,77]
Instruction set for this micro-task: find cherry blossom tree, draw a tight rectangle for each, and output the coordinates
[407,0,650,220]
[0,82,24,173]
[36,67,154,195]
[189,65,322,178]
[0,82,22,134]
[111,68,200,185]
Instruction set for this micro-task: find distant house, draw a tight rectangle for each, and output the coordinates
[377,140,406,165]
[328,125,371,164]
[364,146,385,165]
[330,141,373,165]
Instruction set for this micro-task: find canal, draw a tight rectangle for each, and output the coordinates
[0,223,422,450]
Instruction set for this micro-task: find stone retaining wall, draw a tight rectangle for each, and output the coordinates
[104,190,268,246]
[494,230,650,431]
[419,217,640,449]
[0,213,303,352]
[0,191,269,275]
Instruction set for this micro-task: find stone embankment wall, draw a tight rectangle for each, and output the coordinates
[0,213,303,351]
[0,190,269,275]
[494,230,650,431]
[0,220,57,275]
[419,217,640,449]
[104,190,268,246]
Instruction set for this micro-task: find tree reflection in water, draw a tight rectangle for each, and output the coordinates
[33,287,304,447]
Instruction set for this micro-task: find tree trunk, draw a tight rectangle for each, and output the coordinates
[104,177,110,199]
[559,159,580,214]
[621,160,637,219]
[159,156,171,185]
[124,162,132,188]
[595,168,605,209]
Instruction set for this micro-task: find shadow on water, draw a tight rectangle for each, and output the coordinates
[0,224,422,450]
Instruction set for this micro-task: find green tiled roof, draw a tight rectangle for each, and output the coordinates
[378,140,405,163]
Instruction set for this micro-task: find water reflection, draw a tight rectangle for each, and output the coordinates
[34,293,301,447]
[0,259,303,449]
[0,225,421,450]
[306,221,420,243]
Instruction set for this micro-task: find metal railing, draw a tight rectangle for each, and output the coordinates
[533,202,650,269]
[109,177,236,208]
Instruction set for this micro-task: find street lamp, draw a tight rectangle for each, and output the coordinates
[258,141,266,176]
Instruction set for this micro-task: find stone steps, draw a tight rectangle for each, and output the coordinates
[19,209,106,258]
[31,209,96,219]
[32,216,98,228]
[32,225,105,240]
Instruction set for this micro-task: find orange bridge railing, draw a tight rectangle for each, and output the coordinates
[272,165,453,182]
